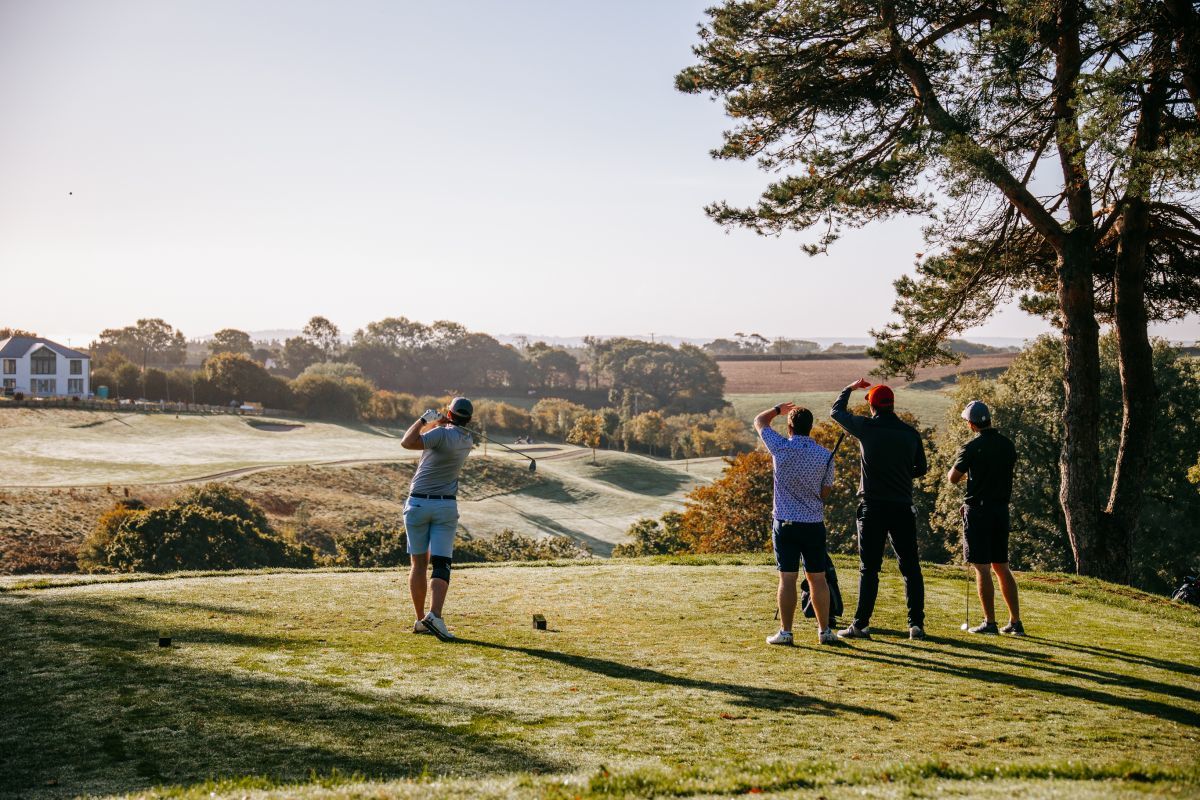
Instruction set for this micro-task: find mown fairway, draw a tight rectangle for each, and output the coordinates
[0,410,725,570]
[2,559,1197,799]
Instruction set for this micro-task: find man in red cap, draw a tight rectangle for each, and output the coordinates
[831,378,929,640]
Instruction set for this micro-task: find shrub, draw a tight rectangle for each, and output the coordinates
[77,499,146,572]
[365,391,418,424]
[456,530,590,562]
[290,374,360,420]
[612,512,687,557]
[78,485,312,573]
[336,525,409,567]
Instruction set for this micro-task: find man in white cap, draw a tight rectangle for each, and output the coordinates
[400,396,475,641]
[948,400,1024,635]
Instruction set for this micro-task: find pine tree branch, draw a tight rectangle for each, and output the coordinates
[879,0,1066,249]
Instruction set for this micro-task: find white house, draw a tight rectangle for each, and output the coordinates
[0,336,91,398]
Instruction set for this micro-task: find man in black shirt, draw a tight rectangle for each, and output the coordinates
[948,400,1024,636]
[831,378,929,640]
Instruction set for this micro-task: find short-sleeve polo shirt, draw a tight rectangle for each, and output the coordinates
[760,427,834,523]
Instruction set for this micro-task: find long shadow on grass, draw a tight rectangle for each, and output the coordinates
[822,642,1200,728]
[516,512,616,557]
[922,636,1200,704]
[460,639,895,720]
[0,599,563,799]
[1022,635,1200,678]
[124,596,272,617]
[581,461,691,496]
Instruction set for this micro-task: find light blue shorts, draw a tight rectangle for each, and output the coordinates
[403,497,458,557]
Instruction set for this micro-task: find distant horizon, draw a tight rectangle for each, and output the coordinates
[27,327,1199,353]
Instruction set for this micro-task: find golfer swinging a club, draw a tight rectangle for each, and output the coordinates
[755,403,838,646]
[400,396,474,641]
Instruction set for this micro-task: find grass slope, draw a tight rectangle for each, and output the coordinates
[727,390,953,429]
[0,422,719,570]
[2,558,1196,799]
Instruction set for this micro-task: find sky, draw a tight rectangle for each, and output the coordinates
[1,1,1196,346]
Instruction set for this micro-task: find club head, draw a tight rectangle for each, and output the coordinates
[960,622,970,631]
[528,460,537,473]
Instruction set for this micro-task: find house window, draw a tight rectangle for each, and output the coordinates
[68,378,84,394]
[32,378,56,395]
[2,359,14,375]
[70,360,83,375]
[2,379,14,390]
[31,349,56,375]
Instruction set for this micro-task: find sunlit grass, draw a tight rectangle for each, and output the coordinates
[2,558,1196,798]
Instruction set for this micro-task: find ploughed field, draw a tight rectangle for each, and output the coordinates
[717,353,1017,394]
[1,558,1196,799]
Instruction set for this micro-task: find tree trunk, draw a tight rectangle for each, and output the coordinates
[1100,31,1169,584]
[1056,234,1105,576]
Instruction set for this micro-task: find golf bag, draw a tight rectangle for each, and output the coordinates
[800,553,844,623]
[1171,574,1200,607]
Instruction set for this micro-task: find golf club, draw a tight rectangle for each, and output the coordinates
[961,560,972,631]
[466,427,538,472]
[960,507,971,630]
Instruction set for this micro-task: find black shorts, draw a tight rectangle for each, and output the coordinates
[773,520,829,573]
[963,504,1010,564]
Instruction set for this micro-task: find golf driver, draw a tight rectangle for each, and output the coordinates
[466,427,537,472]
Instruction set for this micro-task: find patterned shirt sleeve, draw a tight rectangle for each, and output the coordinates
[823,453,835,488]
[759,425,785,454]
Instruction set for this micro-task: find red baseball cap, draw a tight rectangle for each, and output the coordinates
[866,384,894,408]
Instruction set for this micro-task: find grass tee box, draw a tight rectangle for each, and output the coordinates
[1,558,1197,799]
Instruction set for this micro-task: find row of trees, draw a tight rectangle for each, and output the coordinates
[680,0,1200,582]
[87,317,729,418]
[617,336,1200,594]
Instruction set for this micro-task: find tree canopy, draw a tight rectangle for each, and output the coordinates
[678,0,1200,580]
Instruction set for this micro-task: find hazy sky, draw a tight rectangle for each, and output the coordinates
[2,1,1196,345]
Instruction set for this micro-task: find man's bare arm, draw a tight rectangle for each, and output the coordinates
[754,402,796,433]
[948,467,966,484]
[401,417,432,450]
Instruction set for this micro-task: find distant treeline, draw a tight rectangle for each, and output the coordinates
[75,317,737,446]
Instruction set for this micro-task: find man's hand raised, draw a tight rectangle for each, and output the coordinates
[776,401,797,416]
[849,378,871,391]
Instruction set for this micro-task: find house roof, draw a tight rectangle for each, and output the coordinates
[0,336,90,360]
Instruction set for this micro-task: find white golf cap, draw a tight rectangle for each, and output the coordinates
[961,400,990,425]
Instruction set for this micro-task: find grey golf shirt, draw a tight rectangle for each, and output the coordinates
[410,424,473,496]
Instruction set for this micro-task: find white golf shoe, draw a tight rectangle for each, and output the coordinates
[421,611,455,642]
[766,630,794,646]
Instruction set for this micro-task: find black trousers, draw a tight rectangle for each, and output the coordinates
[852,500,925,629]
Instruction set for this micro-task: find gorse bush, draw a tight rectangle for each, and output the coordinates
[457,529,591,562]
[78,485,312,573]
[612,512,687,557]
[336,525,409,567]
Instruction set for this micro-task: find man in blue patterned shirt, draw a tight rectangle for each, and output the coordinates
[754,402,838,646]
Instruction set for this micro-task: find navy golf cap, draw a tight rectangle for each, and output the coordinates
[449,396,473,419]
[961,400,990,425]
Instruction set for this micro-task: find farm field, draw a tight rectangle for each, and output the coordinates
[0,409,723,572]
[1,558,1196,799]
[718,353,1017,394]
[727,390,953,430]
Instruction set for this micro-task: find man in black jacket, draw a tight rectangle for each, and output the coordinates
[831,378,929,640]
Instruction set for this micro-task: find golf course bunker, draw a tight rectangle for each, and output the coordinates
[247,420,305,432]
